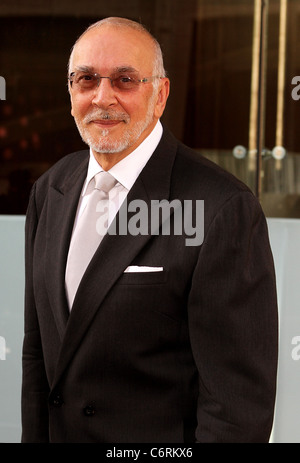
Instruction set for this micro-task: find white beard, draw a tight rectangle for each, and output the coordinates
[74,92,157,154]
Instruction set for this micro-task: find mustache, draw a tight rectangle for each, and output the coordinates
[83,110,130,124]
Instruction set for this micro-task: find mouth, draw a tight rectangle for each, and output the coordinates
[88,118,127,131]
[84,111,130,126]
[90,119,123,128]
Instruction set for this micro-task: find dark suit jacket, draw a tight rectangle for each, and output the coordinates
[21,127,278,443]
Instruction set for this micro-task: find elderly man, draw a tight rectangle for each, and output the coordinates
[22,17,278,443]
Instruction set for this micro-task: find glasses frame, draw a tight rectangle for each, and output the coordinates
[68,71,162,91]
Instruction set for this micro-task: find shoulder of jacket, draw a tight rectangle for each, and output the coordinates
[173,139,252,198]
[34,150,88,188]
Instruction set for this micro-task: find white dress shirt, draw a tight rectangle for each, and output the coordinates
[72,120,163,233]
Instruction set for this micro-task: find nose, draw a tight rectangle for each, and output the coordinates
[91,77,117,108]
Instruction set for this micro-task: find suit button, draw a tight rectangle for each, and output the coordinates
[51,394,63,407]
[83,405,96,416]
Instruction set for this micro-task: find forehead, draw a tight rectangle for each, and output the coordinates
[71,25,155,73]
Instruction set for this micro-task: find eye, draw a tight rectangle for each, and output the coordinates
[76,73,97,88]
[78,74,93,82]
[115,75,138,90]
[119,76,134,83]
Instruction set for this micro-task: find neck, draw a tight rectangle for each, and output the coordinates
[91,150,131,171]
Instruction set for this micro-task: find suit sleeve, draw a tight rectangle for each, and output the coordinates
[188,191,278,442]
[21,183,50,443]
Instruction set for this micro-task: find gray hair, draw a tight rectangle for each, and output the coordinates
[68,17,167,82]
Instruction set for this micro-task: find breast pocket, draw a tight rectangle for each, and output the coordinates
[119,270,167,285]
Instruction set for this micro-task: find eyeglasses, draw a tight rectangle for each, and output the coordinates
[68,71,161,92]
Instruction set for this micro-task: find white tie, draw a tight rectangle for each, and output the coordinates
[65,171,117,308]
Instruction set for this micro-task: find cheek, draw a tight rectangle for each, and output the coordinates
[70,94,91,117]
[119,86,153,113]
[120,98,151,122]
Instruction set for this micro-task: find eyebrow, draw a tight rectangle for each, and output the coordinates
[72,65,139,74]
[73,65,94,73]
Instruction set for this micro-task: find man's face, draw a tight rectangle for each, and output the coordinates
[69,25,169,160]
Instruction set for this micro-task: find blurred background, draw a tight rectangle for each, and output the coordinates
[0,0,299,217]
[0,0,300,443]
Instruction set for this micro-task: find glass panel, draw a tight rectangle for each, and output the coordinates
[184,0,300,219]
[0,216,25,442]
[261,0,300,218]
[184,1,257,192]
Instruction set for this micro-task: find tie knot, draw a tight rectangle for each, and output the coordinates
[94,171,117,193]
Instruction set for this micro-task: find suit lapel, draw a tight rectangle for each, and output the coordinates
[44,154,89,340]
[52,129,178,388]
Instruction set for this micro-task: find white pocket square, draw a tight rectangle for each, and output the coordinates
[124,266,163,273]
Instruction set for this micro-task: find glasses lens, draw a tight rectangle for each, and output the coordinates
[113,75,139,90]
[69,72,143,91]
[72,72,98,90]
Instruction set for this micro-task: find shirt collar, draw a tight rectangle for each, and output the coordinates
[81,120,163,196]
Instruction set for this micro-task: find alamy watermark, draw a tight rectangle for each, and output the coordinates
[0,76,6,100]
[291,336,300,361]
[291,76,300,101]
[0,336,6,360]
[96,198,204,247]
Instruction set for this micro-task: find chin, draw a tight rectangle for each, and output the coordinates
[89,138,131,155]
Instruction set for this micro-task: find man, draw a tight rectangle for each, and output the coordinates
[22,17,278,443]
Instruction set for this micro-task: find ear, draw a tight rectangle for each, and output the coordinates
[69,90,75,117]
[154,78,170,119]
